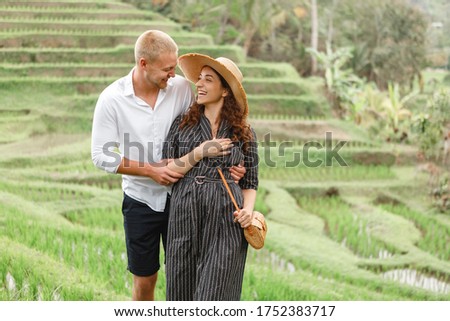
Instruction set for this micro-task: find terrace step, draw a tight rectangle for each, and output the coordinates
[0,32,214,48]
[0,77,308,96]
[0,79,321,119]
[251,119,360,142]
[0,116,44,144]
[0,8,163,21]
[248,95,327,117]
[0,63,133,78]
[0,19,181,33]
[0,61,295,79]
[244,78,309,95]
[0,238,129,300]
[239,63,300,79]
[0,64,182,81]
[0,45,246,64]
[0,1,135,10]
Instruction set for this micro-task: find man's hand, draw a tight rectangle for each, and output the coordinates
[230,161,246,183]
[146,159,184,186]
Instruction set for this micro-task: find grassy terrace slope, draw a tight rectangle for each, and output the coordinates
[0,0,449,301]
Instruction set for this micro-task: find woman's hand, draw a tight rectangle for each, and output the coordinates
[195,138,233,159]
[233,208,253,228]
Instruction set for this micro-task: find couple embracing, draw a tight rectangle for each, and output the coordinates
[92,30,258,301]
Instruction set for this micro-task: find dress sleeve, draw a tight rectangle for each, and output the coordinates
[163,115,182,160]
[239,127,259,190]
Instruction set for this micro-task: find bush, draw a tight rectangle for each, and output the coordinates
[444,73,450,84]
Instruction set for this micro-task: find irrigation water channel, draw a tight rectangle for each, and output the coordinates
[251,249,449,295]
[381,269,449,294]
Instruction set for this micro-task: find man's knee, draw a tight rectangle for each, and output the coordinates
[134,273,157,288]
[132,272,158,300]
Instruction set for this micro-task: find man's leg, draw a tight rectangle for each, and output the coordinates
[132,273,158,301]
[122,193,169,301]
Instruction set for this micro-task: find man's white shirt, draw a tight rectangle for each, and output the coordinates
[91,69,194,211]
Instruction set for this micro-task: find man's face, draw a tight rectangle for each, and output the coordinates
[144,52,177,89]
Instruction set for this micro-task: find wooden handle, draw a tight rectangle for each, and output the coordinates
[217,167,240,212]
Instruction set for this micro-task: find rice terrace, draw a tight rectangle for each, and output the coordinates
[0,0,449,301]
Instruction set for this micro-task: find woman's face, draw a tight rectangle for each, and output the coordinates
[195,66,228,107]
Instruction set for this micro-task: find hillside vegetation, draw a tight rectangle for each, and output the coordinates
[0,0,449,300]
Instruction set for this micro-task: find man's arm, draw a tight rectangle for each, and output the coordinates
[91,95,123,174]
[91,95,182,185]
[117,158,183,185]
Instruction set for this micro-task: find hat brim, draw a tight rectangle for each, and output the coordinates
[178,53,248,116]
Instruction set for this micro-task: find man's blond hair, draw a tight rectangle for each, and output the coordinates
[134,30,178,64]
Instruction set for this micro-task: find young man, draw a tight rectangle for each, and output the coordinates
[91,30,244,300]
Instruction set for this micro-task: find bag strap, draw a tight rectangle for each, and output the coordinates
[217,167,240,212]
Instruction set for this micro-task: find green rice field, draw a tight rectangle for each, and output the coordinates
[0,0,449,301]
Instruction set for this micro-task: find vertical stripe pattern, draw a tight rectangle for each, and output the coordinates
[163,114,258,301]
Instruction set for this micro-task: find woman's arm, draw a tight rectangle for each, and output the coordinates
[234,127,259,228]
[233,189,257,228]
[163,116,231,176]
[166,138,233,175]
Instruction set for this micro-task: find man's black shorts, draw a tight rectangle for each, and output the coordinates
[122,193,170,276]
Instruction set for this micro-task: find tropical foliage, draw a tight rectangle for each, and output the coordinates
[142,0,432,87]
[412,90,450,158]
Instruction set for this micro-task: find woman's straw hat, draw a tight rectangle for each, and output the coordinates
[178,53,248,117]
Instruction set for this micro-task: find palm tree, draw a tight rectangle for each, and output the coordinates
[382,82,416,135]
[307,44,364,117]
[233,0,286,56]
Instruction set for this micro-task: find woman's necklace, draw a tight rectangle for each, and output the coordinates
[211,125,218,139]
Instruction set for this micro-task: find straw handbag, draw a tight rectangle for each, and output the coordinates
[243,211,267,249]
[217,168,267,249]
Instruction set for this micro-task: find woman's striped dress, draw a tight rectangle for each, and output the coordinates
[162,114,259,301]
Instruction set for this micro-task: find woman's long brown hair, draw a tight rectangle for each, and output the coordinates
[180,67,253,149]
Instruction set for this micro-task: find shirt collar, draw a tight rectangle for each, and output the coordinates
[123,68,135,97]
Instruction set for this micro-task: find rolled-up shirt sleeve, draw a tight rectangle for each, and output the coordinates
[91,94,123,173]
[239,128,259,190]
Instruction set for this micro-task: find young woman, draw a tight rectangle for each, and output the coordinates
[162,54,258,300]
